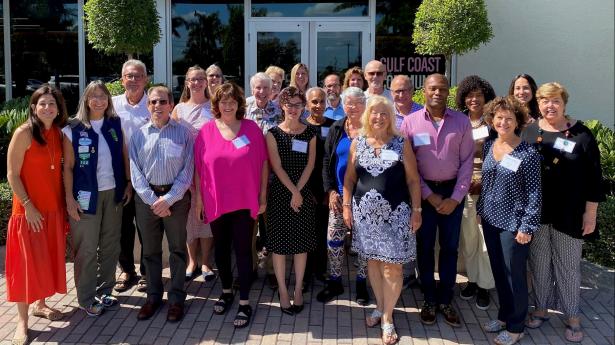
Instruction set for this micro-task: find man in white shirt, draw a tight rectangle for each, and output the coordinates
[363,60,393,101]
[112,59,150,294]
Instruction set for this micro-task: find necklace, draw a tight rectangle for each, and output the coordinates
[45,129,56,170]
[536,118,571,144]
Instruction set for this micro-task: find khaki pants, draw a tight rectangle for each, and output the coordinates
[460,194,495,289]
[71,189,123,307]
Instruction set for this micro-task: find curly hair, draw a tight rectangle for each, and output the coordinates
[455,75,496,112]
[211,82,246,120]
[483,96,527,134]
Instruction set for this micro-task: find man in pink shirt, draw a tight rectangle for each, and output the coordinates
[400,74,474,328]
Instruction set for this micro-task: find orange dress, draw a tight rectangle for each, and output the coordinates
[5,127,68,303]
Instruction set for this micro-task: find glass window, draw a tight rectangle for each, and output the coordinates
[316,31,362,83]
[171,1,244,100]
[256,32,301,79]
[85,44,153,87]
[375,0,445,90]
[10,0,79,112]
[251,1,368,17]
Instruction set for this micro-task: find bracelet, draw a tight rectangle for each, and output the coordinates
[412,207,422,212]
[342,203,351,207]
[22,198,31,206]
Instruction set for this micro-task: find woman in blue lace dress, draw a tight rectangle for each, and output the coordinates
[342,95,422,345]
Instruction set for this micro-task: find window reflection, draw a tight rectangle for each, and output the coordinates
[251,1,368,17]
[257,32,300,84]
[171,1,244,101]
[317,32,361,83]
[10,0,79,112]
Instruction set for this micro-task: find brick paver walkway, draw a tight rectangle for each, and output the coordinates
[0,249,613,345]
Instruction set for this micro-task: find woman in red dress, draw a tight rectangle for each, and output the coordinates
[5,85,68,344]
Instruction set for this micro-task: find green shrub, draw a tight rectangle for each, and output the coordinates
[583,195,615,268]
[0,180,12,246]
[0,97,29,134]
[105,79,154,97]
[412,85,459,111]
[584,119,615,195]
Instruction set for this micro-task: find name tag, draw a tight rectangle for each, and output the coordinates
[500,154,521,172]
[77,190,92,211]
[380,149,399,161]
[321,126,330,138]
[291,139,308,153]
[553,137,575,153]
[414,133,431,146]
[167,142,183,157]
[233,135,250,149]
[472,126,489,140]
[78,145,89,153]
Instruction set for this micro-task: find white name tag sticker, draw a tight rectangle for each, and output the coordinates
[78,145,89,153]
[167,142,183,157]
[291,139,308,153]
[414,133,431,146]
[77,190,92,210]
[380,149,399,161]
[321,126,330,138]
[233,135,250,149]
[472,126,489,140]
[500,154,522,172]
[553,137,575,153]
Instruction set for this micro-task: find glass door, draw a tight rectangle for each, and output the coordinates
[310,21,371,86]
[247,21,309,87]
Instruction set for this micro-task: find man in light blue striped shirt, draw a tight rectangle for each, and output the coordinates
[129,85,194,323]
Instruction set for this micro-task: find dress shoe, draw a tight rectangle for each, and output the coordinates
[167,303,184,322]
[137,300,161,320]
[420,302,436,325]
[316,280,344,303]
[439,304,461,327]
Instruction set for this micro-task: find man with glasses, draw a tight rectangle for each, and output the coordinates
[391,75,423,130]
[363,60,393,101]
[130,85,193,322]
[323,74,345,121]
[112,59,150,294]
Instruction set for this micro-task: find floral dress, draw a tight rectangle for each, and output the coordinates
[351,135,416,264]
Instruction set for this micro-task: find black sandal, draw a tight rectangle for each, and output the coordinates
[213,293,234,315]
[234,304,252,328]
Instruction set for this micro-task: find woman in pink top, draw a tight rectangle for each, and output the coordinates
[194,82,268,329]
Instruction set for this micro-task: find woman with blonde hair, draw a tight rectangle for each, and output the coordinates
[265,65,285,102]
[342,95,422,344]
[6,85,69,344]
[172,65,215,282]
[289,63,310,93]
[521,82,605,343]
[63,80,132,317]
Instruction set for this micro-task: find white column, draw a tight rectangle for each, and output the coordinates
[153,0,171,85]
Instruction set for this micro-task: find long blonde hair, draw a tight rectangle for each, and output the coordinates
[179,65,207,103]
[289,63,309,92]
[361,95,398,137]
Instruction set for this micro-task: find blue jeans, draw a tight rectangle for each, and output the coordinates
[417,183,463,305]
[483,221,529,333]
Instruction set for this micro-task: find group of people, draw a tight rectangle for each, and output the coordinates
[5,57,605,345]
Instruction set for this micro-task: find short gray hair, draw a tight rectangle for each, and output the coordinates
[391,75,413,91]
[306,86,326,99]
[121,59,147,76]
[341,86,365,104]
[250,72,272,89]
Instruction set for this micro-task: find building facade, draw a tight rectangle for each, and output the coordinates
[0,0,612,127]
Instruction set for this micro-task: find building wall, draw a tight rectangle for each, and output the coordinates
[456,0,614,128]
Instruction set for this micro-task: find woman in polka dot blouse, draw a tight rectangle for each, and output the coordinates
[476,96,542,345]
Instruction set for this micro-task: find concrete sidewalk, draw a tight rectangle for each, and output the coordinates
[0,246,613,345]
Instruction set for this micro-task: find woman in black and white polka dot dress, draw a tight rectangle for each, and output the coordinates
[266,87,317,316]
[476,96,542,345]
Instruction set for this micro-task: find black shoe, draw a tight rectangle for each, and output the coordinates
[420,302,436,325]
[460,282,478,300]
[402,274,418,290]
[476,288,491,310]
[438,304,461,327]
[316,280,344,303]
[185,267,202,282]
[355,279,370,306]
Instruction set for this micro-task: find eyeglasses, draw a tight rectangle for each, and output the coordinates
[207,74,222,79]
[366,71,385,77]
[344,101,364,108]
[285,102,304,109]
[149,99,169,105]
[123,74,144,81]
[187,77,205,83]
[392,88,411,95]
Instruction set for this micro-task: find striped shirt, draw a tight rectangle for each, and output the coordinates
[394,102,424,129]
[129,118,194,206]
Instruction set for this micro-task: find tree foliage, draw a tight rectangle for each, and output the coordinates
[84,0,161,56]
[412,0,493,58]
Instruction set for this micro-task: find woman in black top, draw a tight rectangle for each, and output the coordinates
[521,82,605,343]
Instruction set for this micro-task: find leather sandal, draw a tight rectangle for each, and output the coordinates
[32,307,63,321]
[525,312,549,329]
[564,324,584,343]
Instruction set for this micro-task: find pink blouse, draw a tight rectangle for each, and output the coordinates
[194,119,268,223]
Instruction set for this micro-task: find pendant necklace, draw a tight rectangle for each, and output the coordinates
[46,129,56,170]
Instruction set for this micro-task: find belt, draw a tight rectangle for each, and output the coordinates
[150,184,173,196]
[424,179,456,187]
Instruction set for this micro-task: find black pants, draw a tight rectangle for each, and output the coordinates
[210,209,255,300]
[483,221,529,333]
[118,194,146,277]
[305,203,329,280]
